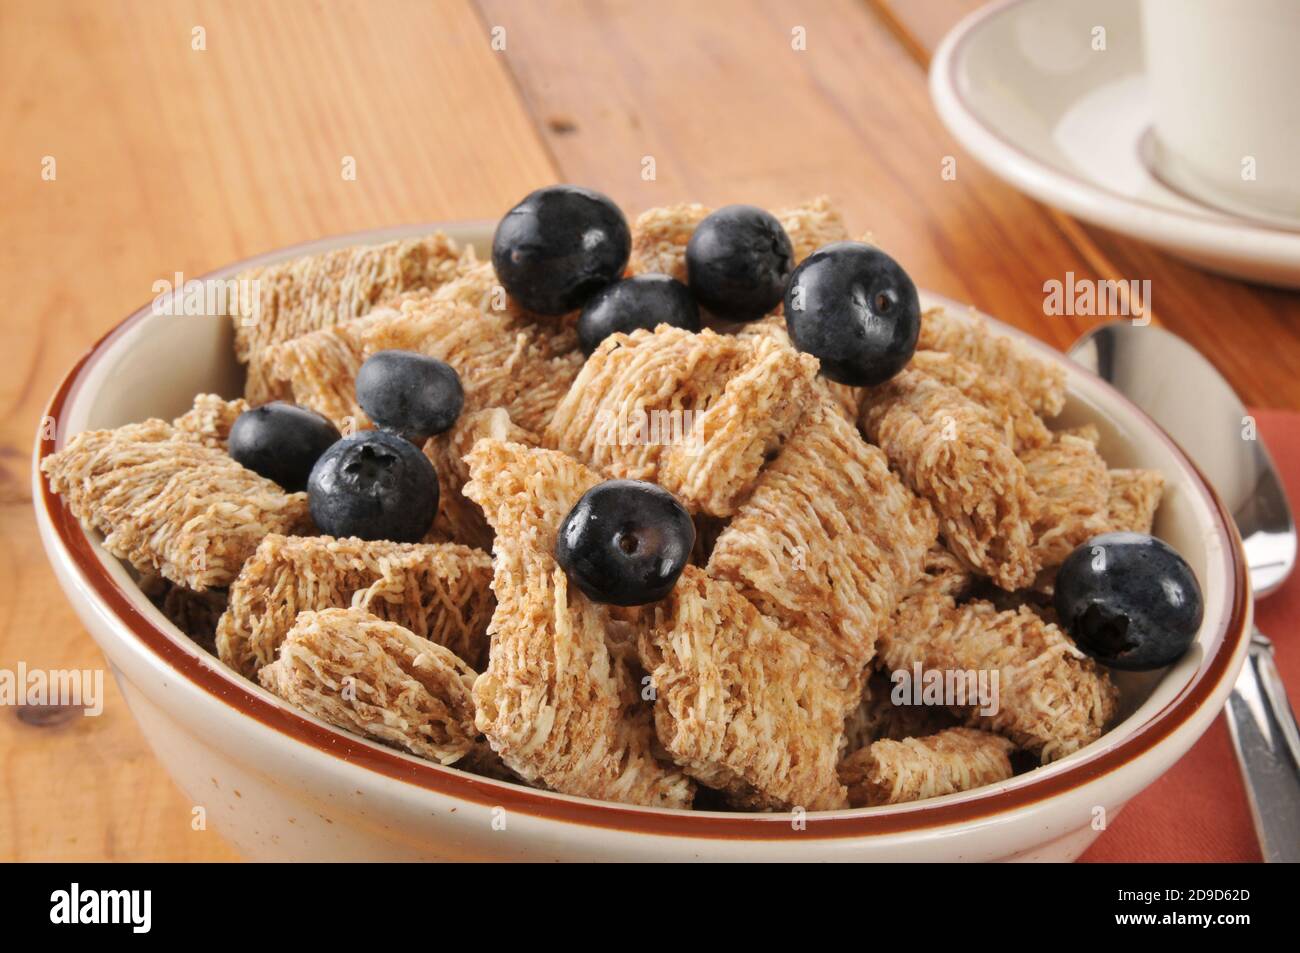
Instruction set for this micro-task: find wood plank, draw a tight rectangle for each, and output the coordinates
[867,0,979,57]
[875,0,1300,409]
[0,0,556,861]
[0,503,242,861]
[476,0,1130,356]
[0,0,557,503]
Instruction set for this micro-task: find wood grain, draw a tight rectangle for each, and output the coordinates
[867,0,980,56]
[0,506,242,861]
[873,0,1300,410]
[0,0,556,861]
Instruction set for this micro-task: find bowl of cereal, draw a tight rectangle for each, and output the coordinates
[34,193,1249,861]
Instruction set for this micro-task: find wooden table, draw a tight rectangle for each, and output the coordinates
[2,0,1296,861]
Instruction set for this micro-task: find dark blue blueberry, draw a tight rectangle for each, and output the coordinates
[356,350,464,444]
[685,205,793,323]
[228,402,340,492]
[577,274,701,355]
[783,241,921,386]
[1054,532,1203,671]
[491,185,631,315]
[307,430,439,542]
[555,480,695,606]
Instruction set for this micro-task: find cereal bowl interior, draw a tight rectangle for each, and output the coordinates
[34,221,1249,861]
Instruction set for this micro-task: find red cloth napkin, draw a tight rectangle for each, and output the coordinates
[1080,409,1300,862]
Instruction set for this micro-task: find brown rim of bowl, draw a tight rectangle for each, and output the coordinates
[35,229,1250,841]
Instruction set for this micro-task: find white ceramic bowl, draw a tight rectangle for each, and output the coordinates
[33,223,1251,861]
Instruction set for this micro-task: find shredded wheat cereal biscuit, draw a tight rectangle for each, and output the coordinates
[880,579,1117,762]
[659,334,819,516]
[364,290,482,352]
[216,534,494,677]
[909,543,975,600]
[627,197,849,285]
[235,234,473,403]
[776,195,851,264]
[709,399,937,697]
[861,369,1040,590]
[547,326,817,516]
[423,408,538,549]
[973,566,1060,616]
[993,597,1060,631]
[738,315,861,422]
[1022,434,1112,567]
[428,260,510,312]
[628,203,711,282]
[909,350,1051,451]
[463,439,694,808]
[641,566,848,810]
[546,326,749,485]
[429,261,581,339]
[839,727,1016,806]
[841,670,960,755]
[1106,468,1165,535]
[172,394,249,449]
[42,421,311,590]
[918,308,1066,418]
[362,296,582,434]
[257,309,399,427]
[259,608,481,765]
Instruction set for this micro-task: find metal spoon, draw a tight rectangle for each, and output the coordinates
[1071,322,1299,862]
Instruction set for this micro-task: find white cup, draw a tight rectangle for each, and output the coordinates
[1141,0,1300,226]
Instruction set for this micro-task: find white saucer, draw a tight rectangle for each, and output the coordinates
[929,0,1300,288]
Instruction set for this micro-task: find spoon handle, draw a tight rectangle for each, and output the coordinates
[1225,629,1300,862]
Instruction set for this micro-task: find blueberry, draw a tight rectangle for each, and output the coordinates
[491,185,631,315]
[307,430,439,542]
[685,205,793,323]
[783,242,921,386]
[1054,532,1204,671]
[555,480,695,606]
[577,274,701,355]
[228,402,340,491]
[356,350,464,444]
